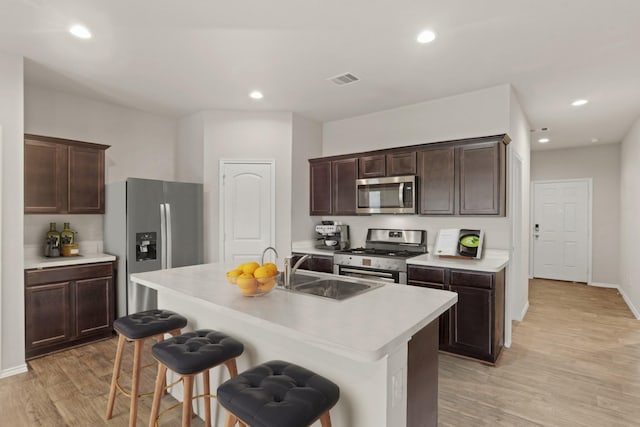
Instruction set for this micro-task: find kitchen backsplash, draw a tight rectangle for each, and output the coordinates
[326,215,510,250]
[24,214,104,246]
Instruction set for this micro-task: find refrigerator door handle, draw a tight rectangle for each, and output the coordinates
[165,203,173,269]
[160,203,167,269]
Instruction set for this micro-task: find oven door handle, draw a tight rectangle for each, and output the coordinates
[340,267,395,279]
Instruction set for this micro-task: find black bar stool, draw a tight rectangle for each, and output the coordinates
[106,309,188,427]
[217,360,340,427]
[148,329,244,427]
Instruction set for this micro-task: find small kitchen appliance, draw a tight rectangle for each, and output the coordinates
[356,175,417,214]
[333,228,427,284]
[315,221,350,250]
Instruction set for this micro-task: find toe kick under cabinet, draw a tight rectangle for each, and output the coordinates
[408,265,505,364]
[25,262,115,360]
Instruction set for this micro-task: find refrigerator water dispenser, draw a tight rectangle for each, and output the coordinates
[136,232,157,261]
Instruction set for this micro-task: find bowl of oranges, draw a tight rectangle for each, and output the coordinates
[226,261,279,297]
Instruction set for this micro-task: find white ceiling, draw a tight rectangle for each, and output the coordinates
[1,0,639,151]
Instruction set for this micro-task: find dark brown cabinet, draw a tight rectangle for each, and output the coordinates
[458,141,504,215]
[358,155,386,178]
[332,158,358,215]
[24,134,109,214]
[309,134,508,217]
[407,265,450,347]
[25,262,115,359]
[418,137,506,216]
[449,269,504,363]
[291,253,334,273]
[309,159,332,215]
[386,151,416,176]
[418,146,456,215]
[407,265,504,364]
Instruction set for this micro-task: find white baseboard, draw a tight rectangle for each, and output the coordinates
[590,282,640,320]
[0,363,28,379]
[513,300,529,322]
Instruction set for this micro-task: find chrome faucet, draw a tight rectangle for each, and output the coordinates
[283,254,311,289]
[261,246,279,265]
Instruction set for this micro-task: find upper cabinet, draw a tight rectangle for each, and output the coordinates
[309,156,359,216]
[358,151,417,178]
[332,157,358,215]
[25,134,110,214]
[358,154,386,178]
[309,159,332,215]
[309,134,508,217]
[418,137,507,216]
[386,151,416,176]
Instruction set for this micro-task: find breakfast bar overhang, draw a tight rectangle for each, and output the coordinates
[131,263,457,427]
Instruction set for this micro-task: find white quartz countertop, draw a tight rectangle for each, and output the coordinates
[25,253,116,269]
[292,244,509,272]
[131,263,457,362]
[407,249,509,272]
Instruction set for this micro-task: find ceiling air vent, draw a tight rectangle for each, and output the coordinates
[328,73,360,86]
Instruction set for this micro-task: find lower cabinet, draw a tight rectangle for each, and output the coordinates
[25,262,115,359]
[291,253,334,273]
[407,265,504,364]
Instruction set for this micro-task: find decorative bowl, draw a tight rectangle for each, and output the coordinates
[226,262,279,297]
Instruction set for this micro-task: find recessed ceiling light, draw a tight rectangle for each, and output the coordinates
[416,30,437,44]
[571,99,588,107]
[69,24,92,39]
[249,91,264,100]
[591,138,599,143]
[538,138,550,143]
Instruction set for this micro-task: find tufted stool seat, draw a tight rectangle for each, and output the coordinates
[149,329,244,427]
[106,309,188,427]
[217,360,340,427]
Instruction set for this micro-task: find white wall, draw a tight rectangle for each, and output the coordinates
[23,85,179,248]
[620,116,640,317]
[508,88,531,322]
[322,84,513,250]
[531,144,621,285]
[0,52,26,377]
[202,111,293,263]
[291,114,323,242]
[176,112,205,183]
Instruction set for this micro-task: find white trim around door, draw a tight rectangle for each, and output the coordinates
[530,178,593,284]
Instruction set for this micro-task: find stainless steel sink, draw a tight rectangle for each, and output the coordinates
[291,278,383,300]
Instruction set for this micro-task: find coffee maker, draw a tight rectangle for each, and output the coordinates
[315,221,350,250]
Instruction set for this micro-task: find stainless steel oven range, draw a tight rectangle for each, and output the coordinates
[333,228,427,284]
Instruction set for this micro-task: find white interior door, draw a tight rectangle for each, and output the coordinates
[220,161,275,265]
[532,180,590,282]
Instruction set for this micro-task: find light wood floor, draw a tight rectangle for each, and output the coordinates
[439,279,640,427]
[1,279,638,426]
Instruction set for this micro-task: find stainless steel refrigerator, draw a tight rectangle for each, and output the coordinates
[104,178,204,318]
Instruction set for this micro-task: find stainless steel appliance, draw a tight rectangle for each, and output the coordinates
[104,178,204,318]
[333,228,427,284]
[356,175,417,214]
[315,221,350,250]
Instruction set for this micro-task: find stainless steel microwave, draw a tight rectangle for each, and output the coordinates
[356,175,417,214]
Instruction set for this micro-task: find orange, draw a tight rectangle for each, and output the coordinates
[258,279,276,292]
[253,266,275,284]
[236,273,257,289]
[262,262,278,275]
[240,283,258,296]
[242,262,260,275]
[226,269,242,284]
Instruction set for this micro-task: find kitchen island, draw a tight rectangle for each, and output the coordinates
[131,263,457,427]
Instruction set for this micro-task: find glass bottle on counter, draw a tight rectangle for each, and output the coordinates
[61,222,75,245]
[46,222,61,257]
